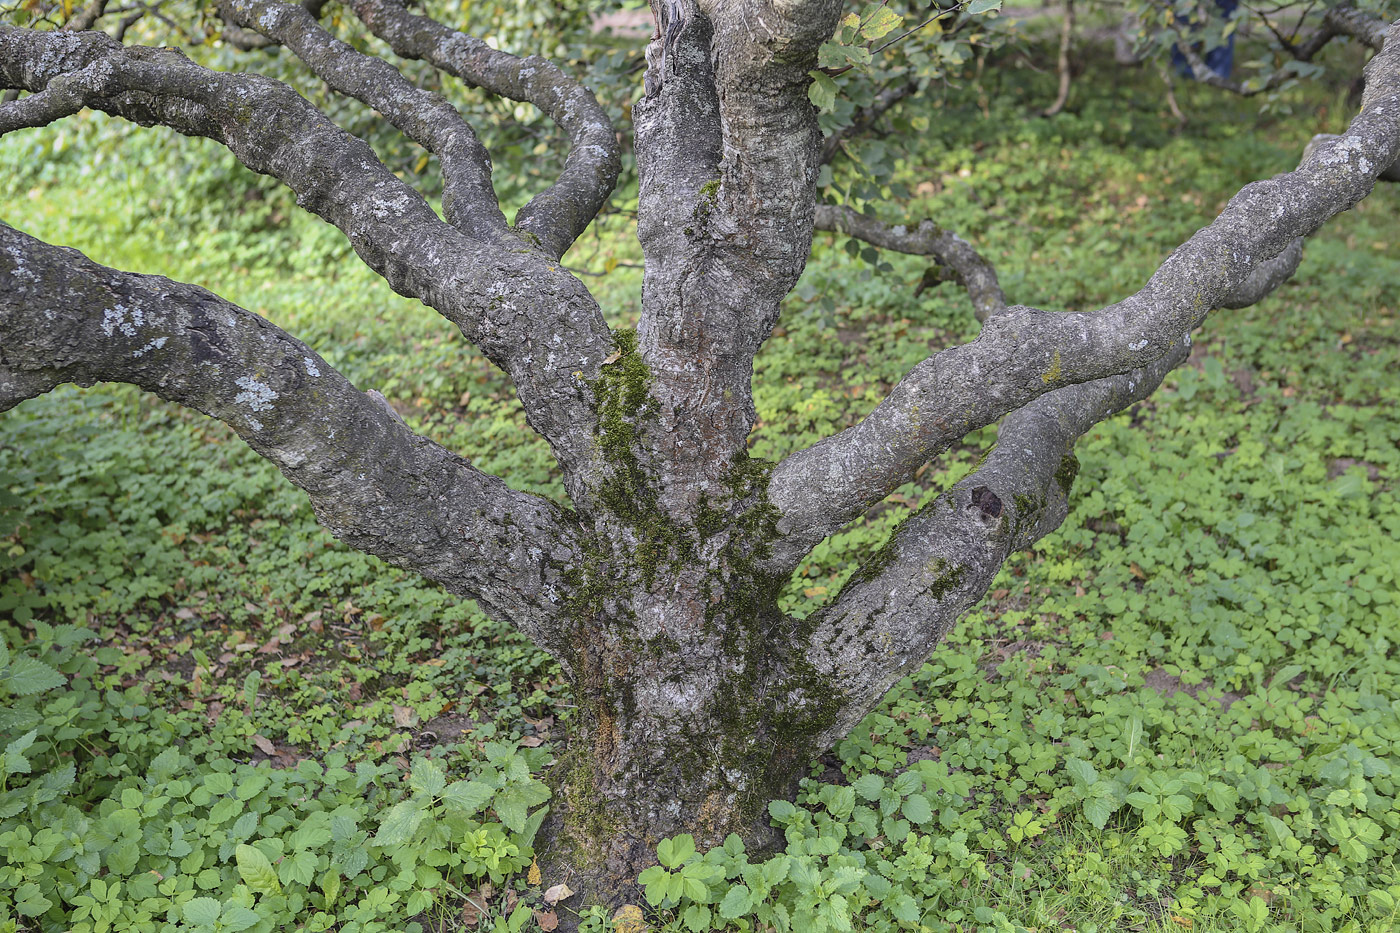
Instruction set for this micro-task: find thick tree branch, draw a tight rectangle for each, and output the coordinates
[0,222,578,655]
[813,203,1007,321]
[220,0,508,238]
[765,19,1400,569]
[0,25,616,500]
[1323,2,1388,50]
[800,344,1188,743]
[627,0,844,508]
[347,0,620,260]
[65,0,110,32]
[219,0,327,51]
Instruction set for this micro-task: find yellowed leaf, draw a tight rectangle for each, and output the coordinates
[612,904,648,933]
[527,859,541,886]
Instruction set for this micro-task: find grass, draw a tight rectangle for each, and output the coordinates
[1,32,1398,933]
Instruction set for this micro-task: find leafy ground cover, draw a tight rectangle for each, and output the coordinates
[1,31,1398,933]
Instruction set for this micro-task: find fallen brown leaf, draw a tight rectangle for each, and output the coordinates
[543,883,574,906]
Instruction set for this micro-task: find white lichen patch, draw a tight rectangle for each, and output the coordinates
[5,245,37,283]
[235,376,277,412]
[132,336,168,357]
[101,303,144,337]
[1128,338,1149,351]
[303,357,321,377]
[1320,135,1366,168]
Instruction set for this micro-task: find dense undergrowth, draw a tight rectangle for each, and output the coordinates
[1,26,1399,933]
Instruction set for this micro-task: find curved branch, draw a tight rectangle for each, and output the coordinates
[0,222,578,656]
[765,19,1400,568]
[219,0,327,51]
[65,0,111,32]
[813,203,1007,321]
[1323,3,1388,50]
[800,344,1189,743]
[220,0,508,238]
[0,25,616,495]
[347,0,620,260]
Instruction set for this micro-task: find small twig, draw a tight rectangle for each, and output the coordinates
[821,3,960,77]
[1042,0,1074,117]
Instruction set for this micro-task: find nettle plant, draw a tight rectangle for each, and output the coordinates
[2,0,1400,916]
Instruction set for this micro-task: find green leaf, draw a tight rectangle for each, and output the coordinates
[853,774,885,801]
[441,779,494,815]
[0,657,65,695]
[768,799,797,822]
[222,905,263,932]
[808,73,838,113]
[889,893,920,923]
[373,799,426,846]
[492,785,532,834]
[1065,757,1098,788]
[658,833,696,868]
[901,793,933,825]
[860,5,902,39]
[681,873,708,902]
[1082,796,1117,830]
[14,882,52,918]
[719,884,753,919]
[967,0,1002,14]
[183,897,222,925]
[235,843,282,895]
[409,758,446,797]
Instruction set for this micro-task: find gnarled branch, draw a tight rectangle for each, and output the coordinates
[219,0,507,239]
[813,203,1007,321]
[0,222,578,655]
[219,0,327,51]
[348,0,620,260]
[801,343,1188,743]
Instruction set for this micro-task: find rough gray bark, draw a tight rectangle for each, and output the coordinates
[3,0,1400,913]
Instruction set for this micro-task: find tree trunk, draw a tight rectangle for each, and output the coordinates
[534,448,843,902]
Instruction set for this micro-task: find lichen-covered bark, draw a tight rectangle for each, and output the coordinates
[631,0,842,514]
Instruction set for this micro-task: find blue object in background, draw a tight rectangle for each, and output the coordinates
[1171,0,1238,79]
